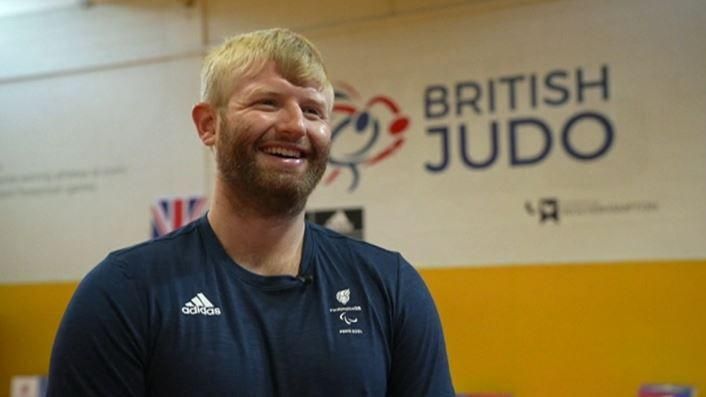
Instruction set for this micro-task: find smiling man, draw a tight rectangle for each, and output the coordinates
[48,28,454,396]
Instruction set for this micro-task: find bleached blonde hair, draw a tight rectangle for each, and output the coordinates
[200,28,334,110]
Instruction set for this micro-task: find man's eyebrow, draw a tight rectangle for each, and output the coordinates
[301,95,327,105]
[244,87,327,105]
[245,88,281,97]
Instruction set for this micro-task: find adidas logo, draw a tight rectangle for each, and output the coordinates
[181,292,222,316]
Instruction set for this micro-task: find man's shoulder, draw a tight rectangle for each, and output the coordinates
[100,219,204,279]
[308,223,399,259]
[307,222,402,268]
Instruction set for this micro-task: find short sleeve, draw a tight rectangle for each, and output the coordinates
[387,254,455,396]
[47,257,148,397]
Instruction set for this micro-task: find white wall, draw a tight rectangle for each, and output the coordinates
[0,1,205,282]
[1,0,704,282]
[305,0,706,266]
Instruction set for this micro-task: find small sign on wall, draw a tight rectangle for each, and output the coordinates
[306,207,364,240]
[639,384,696,397]
[10,376,47,397]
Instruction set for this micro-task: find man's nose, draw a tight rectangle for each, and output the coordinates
[276,103,306,139]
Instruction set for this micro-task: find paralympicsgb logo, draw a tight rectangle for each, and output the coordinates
[324,82,410,192]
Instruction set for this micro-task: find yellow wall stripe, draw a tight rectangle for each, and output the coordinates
[420,260,706,395]
[1,260,704,396]
[0,282,76,396]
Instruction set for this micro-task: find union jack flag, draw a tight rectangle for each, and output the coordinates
[151,195,208,238]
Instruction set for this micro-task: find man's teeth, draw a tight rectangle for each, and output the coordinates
[264,147,302,158]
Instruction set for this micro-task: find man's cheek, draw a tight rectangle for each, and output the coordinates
[315,126,332,148]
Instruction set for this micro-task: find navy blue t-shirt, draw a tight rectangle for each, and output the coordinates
[48,216,454,396]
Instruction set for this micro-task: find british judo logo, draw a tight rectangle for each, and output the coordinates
[324,82,410,192]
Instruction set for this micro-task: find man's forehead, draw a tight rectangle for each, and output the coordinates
[234,61,319,92]
[230,63,330,106]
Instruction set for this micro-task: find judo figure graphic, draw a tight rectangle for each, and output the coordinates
[324,82,410,192]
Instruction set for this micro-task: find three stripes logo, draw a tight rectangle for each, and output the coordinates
[181,292,222,316]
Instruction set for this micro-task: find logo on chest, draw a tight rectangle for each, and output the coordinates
[181,292,222,316]
[336,288,350,305]
[330,288,364,335]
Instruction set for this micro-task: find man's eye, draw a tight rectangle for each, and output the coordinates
[256,99,277,107]
[303,107,323,118]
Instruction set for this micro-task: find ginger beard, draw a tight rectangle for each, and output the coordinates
[214,116,330,218]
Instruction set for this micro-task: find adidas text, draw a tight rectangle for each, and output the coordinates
[181,306,221,316]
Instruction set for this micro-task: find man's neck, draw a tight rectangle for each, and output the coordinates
[207,180,306,277]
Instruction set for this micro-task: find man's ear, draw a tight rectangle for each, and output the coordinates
[192,102,218,147]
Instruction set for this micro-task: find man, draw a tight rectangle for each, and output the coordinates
[48,28,454,396]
